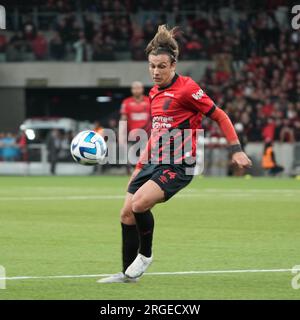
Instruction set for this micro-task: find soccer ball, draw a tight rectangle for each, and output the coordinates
[70,130,107,165]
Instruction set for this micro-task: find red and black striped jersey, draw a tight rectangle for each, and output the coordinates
[150,73,215,129]
[138,73,216,166]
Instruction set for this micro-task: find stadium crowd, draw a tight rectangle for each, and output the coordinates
[201,40,300,143]
[0,0,299,164]
[0,0,296,62]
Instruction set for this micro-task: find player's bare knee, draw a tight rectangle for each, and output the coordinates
[131,197,150,213]
[120,207,135,224]
[121,215,135,225]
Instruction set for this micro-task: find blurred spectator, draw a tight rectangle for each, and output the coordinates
[262,118,276,142]
[93,35,116,61]
[23,20,36,41]
[73,31,89,62]
[279,119,295,143]
[83,14,95,42]
[31,31,48,60]
[7,32,28,61]
[143,20,156,42]
[0,34,7,53]
[46,129,62,175]
[0,132,4,160]
[107,118,118,133]
[59,131,73,161]
[0,133,20,161]
[17,131,28,162]
[94,121,104,136]
[47,0,73,13]
[184,34,202,59]
[49,31,65,60]
[92,32,104,61]
[262,140,284,176]
[130,24,145,60]
[261,99,274,117]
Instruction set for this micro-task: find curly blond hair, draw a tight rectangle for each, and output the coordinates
[145,24,179,62]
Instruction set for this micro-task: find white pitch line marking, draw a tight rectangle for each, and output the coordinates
[0,195,125,201]
[204,189,300,193]
[0,190,299,201]
[1,268,299,281]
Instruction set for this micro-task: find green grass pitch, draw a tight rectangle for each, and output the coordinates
[0,175,299,300]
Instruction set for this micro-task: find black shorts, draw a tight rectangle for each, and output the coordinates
[128,163,194,201]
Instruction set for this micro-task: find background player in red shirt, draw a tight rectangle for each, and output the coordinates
[98,25,252,283]
[119,81,151,174]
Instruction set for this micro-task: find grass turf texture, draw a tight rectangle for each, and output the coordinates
[0,176,299,300]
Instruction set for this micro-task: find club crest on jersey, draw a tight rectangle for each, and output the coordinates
[192,89,204,100]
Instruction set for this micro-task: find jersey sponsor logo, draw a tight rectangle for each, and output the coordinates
[152,116,174,122]
[192,89,204,100]
[129,101,147,106]
[131,113,149,121]
[152,116,174,129]
[153,122,172,129]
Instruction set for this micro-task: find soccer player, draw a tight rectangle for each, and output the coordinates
[119,81,151,174]
[98,25,252,283]
[120,81,151,135]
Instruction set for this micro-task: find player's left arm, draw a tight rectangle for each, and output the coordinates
[186,82,252,169]
[208,107,252,169]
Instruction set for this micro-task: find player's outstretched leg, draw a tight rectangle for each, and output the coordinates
[125,210,154,278]
[97,193,140,283]
[125,180,164,278]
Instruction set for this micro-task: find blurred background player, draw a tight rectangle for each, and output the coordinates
[119,81,151,174]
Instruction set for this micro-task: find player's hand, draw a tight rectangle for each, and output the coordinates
[127,167,141,189]
[232,152,252,169]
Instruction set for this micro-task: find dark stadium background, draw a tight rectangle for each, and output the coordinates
[0,0,299,174]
